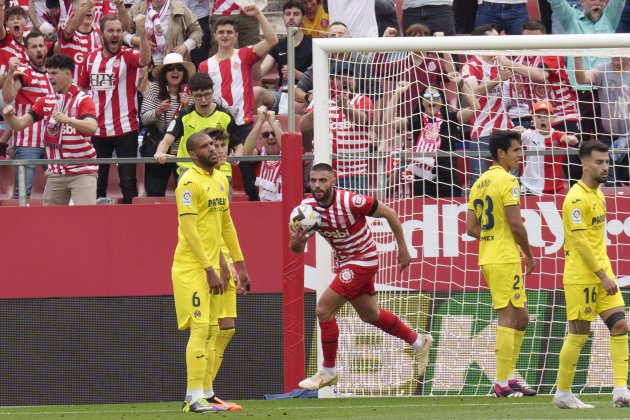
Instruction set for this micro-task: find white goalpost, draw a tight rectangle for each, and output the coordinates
[308,33,630,397]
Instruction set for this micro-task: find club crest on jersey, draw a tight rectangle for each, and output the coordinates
[512,186,519,200]
[514,292,521,301]
[219,184,225,193]
[584,307,592,315]
[113,59,121,68]
[339,268,354,284]
[572,208,582,224]
[194,310,202,319]
[182,190,192,206]
[232,62,240,71]
[427,61,437,72]
[352,195,366,207]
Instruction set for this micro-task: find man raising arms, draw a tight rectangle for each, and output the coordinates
[289,163,433,390]
[466,130,537,398]
[553,141,630,409]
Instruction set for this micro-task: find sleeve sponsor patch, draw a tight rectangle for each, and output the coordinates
[352,194,366,207]
[512,185,519,200]
[182,190,192,206]
[571,208,582,224]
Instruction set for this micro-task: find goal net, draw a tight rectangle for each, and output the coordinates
[307,33,630,397]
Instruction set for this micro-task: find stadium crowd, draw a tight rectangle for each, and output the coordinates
[0,0,628,205]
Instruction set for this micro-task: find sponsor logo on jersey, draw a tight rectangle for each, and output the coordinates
[90,73,116,90]
[321,229,350,239]
[352,195,366,207]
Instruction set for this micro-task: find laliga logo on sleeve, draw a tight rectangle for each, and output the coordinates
[182,190,192,206]
[572,208,582,224]
[352,195,366,207]
[512,185,519,200]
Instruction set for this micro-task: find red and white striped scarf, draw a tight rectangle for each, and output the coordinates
[407,113,443,180]
[146,0,169,59]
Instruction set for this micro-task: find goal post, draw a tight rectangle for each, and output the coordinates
[308,33,630,397]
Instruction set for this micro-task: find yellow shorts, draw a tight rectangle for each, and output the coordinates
[481,263,526,310]
[564,281,625,321]
[172,266,221,330]
[217,276,237,319]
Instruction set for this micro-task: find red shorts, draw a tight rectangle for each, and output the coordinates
[329,265,378,301]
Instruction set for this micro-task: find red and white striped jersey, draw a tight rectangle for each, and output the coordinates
[533,56,580,123]
[30,84,97,174]
[302,189,379,268]
[66,0,117,27]
[461,56,512,139]
[79,47,141,137]
[520,129,569,195]
[505,55,541,118]
[13,63,54,148]
[255,147,282,202]
[211,0,241,15]
[7,0,31,32]
[59,26,103,84]
[328,95,373,178]
[0,33,27,64]
[199,47,261,125]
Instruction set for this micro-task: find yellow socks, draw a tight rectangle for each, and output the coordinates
[213,328,236,382]
[495,326,515,383]
[186,324,210,393]
[610,334,629,388]
[557,333,588,392]
[202,325,220,393]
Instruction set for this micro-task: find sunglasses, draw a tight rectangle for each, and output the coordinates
[261,131,275,138]
[422,93,442,100]
[166,64,185,72]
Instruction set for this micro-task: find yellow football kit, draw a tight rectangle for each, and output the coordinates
[468,165,524,308]
[562,180,622,320]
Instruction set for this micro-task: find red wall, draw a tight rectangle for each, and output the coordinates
[0,202,283,298]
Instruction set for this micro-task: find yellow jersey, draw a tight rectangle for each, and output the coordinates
[468,165,521,265]
[562,180,613,284]
[173,165,243,270]
[302,5,330,38]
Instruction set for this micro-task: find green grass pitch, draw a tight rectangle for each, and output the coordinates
[2,396,629,419]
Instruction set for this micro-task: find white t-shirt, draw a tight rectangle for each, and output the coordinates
[327,0,378,38]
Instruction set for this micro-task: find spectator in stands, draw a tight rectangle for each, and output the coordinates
[0,6,29,66]
[182,0,211,68]
[59,0,129,83]
[3,54,98,205]
[389,81,473,198]
[548,0,624,137]
[551,0,580,34]
[617,2,630,33]
[199,3,277,201]
[575,55,630,185]
[242,106,283,202]
[209,0,260,56]
[2,31,53,199]
[374,24,457,120]
[141,53,194,197]
[402,0,456,36]
[302,0,329,38]
[520,100,578,195]
[327,0,378,38]
[475,0,528,35]
[452,0,477,34]
[127,0,202,65]
[79,14,151,204]
[154,73,239,188]
[61,0,126,29]
[300,64,373,193]
[462,24,514,188]
[254,0,312,115]
[375,0,400,37]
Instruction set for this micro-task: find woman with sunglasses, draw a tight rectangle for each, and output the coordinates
[140,53,195,196]
[388,82,474,198]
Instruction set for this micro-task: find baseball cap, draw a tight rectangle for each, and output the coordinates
[533,100,554,114]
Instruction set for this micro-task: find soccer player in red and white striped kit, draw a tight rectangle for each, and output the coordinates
[289,163,433,390]
[78,13,151,203]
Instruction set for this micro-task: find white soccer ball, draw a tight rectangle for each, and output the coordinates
[290,204,321,230]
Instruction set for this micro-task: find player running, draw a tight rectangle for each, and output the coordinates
[553,141,630,409]
[466,130,537,398]
[289,162,433,390]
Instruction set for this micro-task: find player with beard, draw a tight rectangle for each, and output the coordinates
[289,162,433,390]
[2,30,53,199]
[79,14,151,204]
[172,132,250,413]
[553,140,630,409]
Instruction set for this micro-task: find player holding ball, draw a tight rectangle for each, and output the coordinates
[289,162,433,390]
